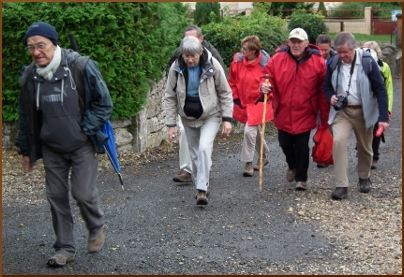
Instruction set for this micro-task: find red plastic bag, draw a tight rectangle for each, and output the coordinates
[312,125,333,165]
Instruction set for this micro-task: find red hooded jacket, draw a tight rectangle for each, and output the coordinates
[260,44,329,134]
[229,50,273,126]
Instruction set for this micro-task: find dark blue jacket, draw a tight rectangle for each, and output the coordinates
[15,49,113,166]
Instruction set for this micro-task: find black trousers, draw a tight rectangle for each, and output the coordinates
[372,122,381,161]
[278,129,311,182]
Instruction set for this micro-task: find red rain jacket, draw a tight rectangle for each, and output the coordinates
[260,44,329,134]
[229,51,273,126]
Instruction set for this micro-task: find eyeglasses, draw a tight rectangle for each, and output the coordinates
[182,54,199,61]
[25,42,51,53]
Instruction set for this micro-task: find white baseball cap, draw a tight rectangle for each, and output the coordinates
[288,28,308,41]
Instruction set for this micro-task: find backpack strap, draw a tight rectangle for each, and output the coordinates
[68,54,90,114]
[328,50,372,76]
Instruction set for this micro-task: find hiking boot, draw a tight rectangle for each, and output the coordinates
[173,170,192,183]
[243,162,254,177]
[371,159,377,170]
[331,187,348,200]
[195,188,210,199]
[295,181,308,191]
[358,178,371,193]
[286,168,295,182]
[196,190,208,205]
[47,252,75,267]
[253,158,269,171]
[88,226,105,253]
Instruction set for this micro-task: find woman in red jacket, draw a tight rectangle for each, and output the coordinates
[229,36,273,177]
[260,28,329,191]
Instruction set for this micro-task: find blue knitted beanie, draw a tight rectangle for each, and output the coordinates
[24,22,58,46]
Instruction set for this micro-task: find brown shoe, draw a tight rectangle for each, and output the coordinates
[243,162,254,177]
[295,181,308,191]
[47,252,75,267]
[196,190,208,205]
[88,226,105,253]
[286,168,295,182]
[173,170,192,183]
[253,158,269,171]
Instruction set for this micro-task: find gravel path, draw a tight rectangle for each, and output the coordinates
[2,77,401,275]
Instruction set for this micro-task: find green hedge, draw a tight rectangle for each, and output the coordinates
[288,9,329,44]
[2,2,190,122]
[201,12,288,68]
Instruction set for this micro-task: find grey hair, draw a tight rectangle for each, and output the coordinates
[179,36,203,55]
[333,32,356,50]
[184,25,203,38]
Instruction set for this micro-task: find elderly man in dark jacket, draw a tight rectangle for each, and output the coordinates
[15,22,113,267]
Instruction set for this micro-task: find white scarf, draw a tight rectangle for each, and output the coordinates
[36,45,62,80]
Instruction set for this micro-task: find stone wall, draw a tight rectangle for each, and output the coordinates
[2,47,400,154]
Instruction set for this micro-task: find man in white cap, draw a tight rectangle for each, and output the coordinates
[260,28,329,191]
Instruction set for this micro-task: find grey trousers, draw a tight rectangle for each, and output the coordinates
[332,107,374,188]
[183,120,220,192]
[177,115,193,174]
[42,140,104,254]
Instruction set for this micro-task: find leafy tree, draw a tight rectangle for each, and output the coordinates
[201,11,287,68]
[193,2,221,26]
[2,2,191,122]
[317,2,328,17]
[288,9,329,44]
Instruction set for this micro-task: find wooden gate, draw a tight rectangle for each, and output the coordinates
[373,20,397,35]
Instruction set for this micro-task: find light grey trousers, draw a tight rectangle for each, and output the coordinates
[332,107,374,188]
[177,115,192,174]
[183,120,220,192]
[241,123,269,163]
[42,140,104,254]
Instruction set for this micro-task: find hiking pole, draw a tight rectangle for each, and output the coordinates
[259,74,270,191]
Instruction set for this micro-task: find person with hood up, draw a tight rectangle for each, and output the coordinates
[260,28,329,191]
[164,36,233,206]
[15,22,113,267]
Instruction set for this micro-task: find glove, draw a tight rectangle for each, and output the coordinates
[388,111,392,121]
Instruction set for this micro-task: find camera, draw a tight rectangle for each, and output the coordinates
[333,95,348,111]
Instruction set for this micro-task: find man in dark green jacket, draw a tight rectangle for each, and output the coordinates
[15,22,113,267]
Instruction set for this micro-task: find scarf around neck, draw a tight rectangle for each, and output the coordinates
[36,45,62,80]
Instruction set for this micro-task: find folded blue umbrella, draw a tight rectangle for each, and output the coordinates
[101,121,124,190]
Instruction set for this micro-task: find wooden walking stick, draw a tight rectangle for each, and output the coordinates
[259,74,270,191]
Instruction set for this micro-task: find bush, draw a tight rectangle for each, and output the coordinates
[2,2,191,122]
[201,11,288,69]
[193,2,221,26]
[288,10,329,44]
